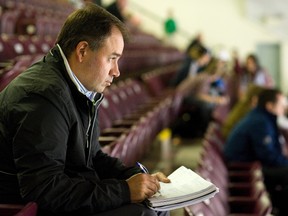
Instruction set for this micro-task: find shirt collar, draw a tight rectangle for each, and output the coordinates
[57,44,97,102]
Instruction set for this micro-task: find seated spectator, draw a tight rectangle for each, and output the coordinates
[105,0,127,22]
[170,42,211,87]
[235,54,274,102]
[105,0,141,29]
[221,84,266,139]
[225,49,242,108]
[172,58,229,137]
[0,4,169,216]
[185,33,203,56]
[224,88,288,216]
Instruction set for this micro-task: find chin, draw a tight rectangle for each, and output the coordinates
[97,87,105,93]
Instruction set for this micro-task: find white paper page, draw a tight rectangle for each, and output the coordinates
[149,166,217,203]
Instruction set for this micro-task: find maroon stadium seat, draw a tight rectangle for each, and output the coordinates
[0,202,38,216]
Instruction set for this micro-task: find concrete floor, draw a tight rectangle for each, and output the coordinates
[140,137,203,216]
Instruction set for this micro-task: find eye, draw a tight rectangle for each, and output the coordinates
[108,56,117,62]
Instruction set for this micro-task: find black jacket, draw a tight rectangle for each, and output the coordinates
[0,46,141,215]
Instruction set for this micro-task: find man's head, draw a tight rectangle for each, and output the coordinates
[257,88,287,116]
[56,3,129,93]
[56,3,128,58]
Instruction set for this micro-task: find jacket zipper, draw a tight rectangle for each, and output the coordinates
[0,170,16,175]
[86,94,103,165]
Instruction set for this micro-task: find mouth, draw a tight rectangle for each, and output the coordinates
[106,81,112,86]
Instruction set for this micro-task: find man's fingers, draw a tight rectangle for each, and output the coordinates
[152,172,171,183]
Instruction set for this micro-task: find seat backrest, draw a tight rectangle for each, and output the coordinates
[101,88,123,123]
[255,192,272,216]
[15,202,37,216]
[184,202,215,216]
[0,10,20,35]
[0,202,37,216]
[98,102,114,131]
[205,196,228,216]
[0,67,25,92]
[0,203,24,216]
[142,69,166,97]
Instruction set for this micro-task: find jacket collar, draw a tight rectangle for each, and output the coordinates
[253,107,277,122]
[47,45,102,103]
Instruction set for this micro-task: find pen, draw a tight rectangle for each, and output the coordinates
[136,162,149,174]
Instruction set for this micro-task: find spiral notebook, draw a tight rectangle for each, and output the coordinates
[145,166,219,211]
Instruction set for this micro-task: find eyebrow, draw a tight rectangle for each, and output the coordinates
[111,52,122,57]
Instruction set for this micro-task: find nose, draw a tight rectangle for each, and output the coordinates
[111,62,120,78]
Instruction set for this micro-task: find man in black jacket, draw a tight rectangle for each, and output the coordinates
[0,3,170,216]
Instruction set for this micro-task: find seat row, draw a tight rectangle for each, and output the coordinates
[119,43,185,77]
[0,34,54,63]
[98,65,184,166]
[0,202,37,216]
[0,0,73,36]
[184,121,273,216]
[0,54,44,91]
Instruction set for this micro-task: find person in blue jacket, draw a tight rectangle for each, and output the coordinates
[224,88,288,216]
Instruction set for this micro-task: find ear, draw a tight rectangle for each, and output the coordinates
[75,41,89,62]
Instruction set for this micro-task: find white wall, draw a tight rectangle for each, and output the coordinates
[102,0,288,92]
[128,0,277,55]
[281,42,288,93]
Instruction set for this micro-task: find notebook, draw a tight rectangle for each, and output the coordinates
[145,166,219,211]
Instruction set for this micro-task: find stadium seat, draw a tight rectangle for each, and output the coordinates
[184,120,273,216]
[184,202,214,216]
[0,202,38,216]
[100,133,127,159]
[0,66,25,92]
[0,9,20,35]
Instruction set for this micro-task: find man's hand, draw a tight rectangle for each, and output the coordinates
[151,172,171,183]
[126,172,170,203]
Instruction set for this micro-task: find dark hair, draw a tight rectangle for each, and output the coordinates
[246,54,261,70]
[56,3,129,58]
[188,44,209,60]
[257,88,282,108]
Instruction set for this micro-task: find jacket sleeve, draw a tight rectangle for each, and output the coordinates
[250,119,288,166]
[12,94,131,214]
[93,150,143,180]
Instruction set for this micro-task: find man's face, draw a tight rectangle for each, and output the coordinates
[78,26,124,93]
[268,94,287,116]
